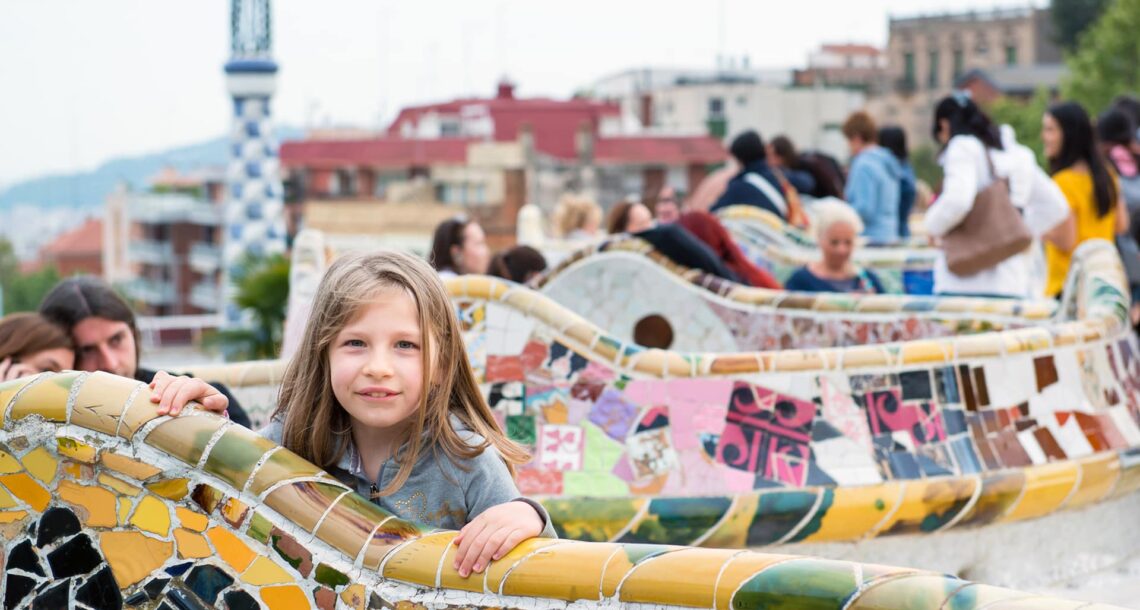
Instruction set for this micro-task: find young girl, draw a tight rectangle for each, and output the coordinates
[152,250,551,578]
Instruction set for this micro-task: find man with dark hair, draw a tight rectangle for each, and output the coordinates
[842,111,901,244]
[710,130,789,218]
[39,276,251,427]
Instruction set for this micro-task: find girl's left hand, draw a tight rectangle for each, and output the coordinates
[149,370,229,417]
[452,501,543,578]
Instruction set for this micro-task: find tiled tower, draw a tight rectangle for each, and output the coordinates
[222,0,287,326]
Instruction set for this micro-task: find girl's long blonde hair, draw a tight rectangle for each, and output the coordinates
[274,249,528,495]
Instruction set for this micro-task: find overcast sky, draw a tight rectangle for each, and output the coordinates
[0,0,1047,187]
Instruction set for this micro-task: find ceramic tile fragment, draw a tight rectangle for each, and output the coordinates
[260,584,310,609]
[174,528,213,559]
[19,447,59,483]
[145,415,227,466]
[202,426,278,489]
[241,555,294,585]
[146,477,190,500]
[221,496,250,527]
[207,526,257,573]
[99,472,142,496]
[175,506,209,532]
[129,494,172,536]
[99,531,174,587]
[58,480,117,527]
[0,449,22,473]
[56,437,97,463]
[0,473,50,511]
[8,370,81,422]
[101,451,163,480]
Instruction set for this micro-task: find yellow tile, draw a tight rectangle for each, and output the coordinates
[117,498,131,524]
[498,542,617,600]
[20,447,59,483]
[129,494,172,537]
[697,494,758,549]
[1001,461,1079,522]
[847,574,963,608]
[340,584,367,610]
[8,371,82,423]
[146,478,189,501]
[0,473,50,511]
[241,556,294,585]
[481,538,568,594]
[873,478,977,536]
[99,473,141,497]
[619,548,735,607]
[206,526,257,573]
[0,449,22,474]
[99,531,174,587]
[804,483,904,543]
[381,531,457,587]
[58,480,117,527]
[61,461,85,479]
[247,447,327,496]
[0,486,15,509]
[56,437,97,463]
[713,553,799,610]
[901,340,949,365]
[176,506,209,532]
[0,376,38,419]
[360,519,428,570]
[101,451,162,481]
[0,510,29,524]
[263,480,351,532]
[174,528,213,559]
[116,390,165,439]
[144,415,227,466]
[70,371,140,435]
[1065,453,1121,509]
[313,492,394,560]
[260,585,310,609]
[436,540,483,594]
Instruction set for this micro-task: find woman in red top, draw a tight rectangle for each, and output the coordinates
[677,211,781,289]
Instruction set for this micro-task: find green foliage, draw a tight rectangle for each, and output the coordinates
[0,237,62,315]
[1052,0,1112,51]
[910,145,943,193]
[986,88,1051,167]
[1063,0,1140,115]
[211,253,290,361]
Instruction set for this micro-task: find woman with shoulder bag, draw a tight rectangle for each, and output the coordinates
[924,93,1073,298]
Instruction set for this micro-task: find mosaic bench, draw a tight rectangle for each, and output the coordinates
[715,205,940,294]
[0,370,1130,609]
[198,240,1140,554]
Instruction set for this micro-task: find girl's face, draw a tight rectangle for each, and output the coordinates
[820,221,857,270]
[329,288,426,439]
[23,347,74,373]
[1042,113,1063,160]
[935,118,951,146]
[626,204,654,233]
[454,223,490,275]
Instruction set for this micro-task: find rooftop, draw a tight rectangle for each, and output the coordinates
[39,218,102,257]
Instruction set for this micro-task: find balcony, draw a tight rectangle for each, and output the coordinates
[189,242,222,273]
[124,278,176,306]
[128,193,222,226]
[128,240,174,266]
[189,281,221,312]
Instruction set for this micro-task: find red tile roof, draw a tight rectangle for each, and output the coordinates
[41,218,103,256]
[821,44,882,55]
[594,137,726,166]
[281,138,473,168]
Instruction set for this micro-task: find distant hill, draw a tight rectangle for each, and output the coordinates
[0,126,304,213]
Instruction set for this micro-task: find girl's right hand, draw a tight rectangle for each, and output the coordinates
[149,370,229,417]
[0,357,38,382]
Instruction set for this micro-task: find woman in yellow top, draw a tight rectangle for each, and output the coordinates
[1042,101,1129,297]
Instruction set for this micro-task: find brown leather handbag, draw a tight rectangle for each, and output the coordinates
[942,151,1032,276]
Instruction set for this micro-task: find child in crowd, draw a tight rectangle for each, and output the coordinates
[152,250,552,578]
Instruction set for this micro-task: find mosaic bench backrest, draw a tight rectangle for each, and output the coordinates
[715,205,940,294]
[534,235,1055,353]
[201,240,1140,551]
[3,374,1127,610]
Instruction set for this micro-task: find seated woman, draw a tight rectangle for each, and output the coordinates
[676,211,781,289]
[552,194,603,241]
[606,201,740,283]
[430,216,491,278]
[0,312,75,380]
[489,245,548,284]
[784,200,885,294]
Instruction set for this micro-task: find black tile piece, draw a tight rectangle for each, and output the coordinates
[809,419,843,442]
[124,591,149,606]
[75,566,122,610]
[158,603,177,610]
[958,364,977,411]
[185,565,233,605]
[46,534,102,579]
[223,590,261,610]
[900,370,933,401]
[36,507,81,548]
[167,587,211,610]
[4,573,37,610]
[144,577,171,600]
[31,580,70,610]
[165,562,193,577]
[972,367,990,407]
[8,540,45,576]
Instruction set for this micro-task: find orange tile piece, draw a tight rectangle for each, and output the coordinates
[0,449,21,474]
[0,510,29,524]
[260,585,311,609]
[0,473,50,511]
[484,538,568,594]
[619,548,736,606]
[100,451,162,481]
[19,447,58,483]
[207,527,257,573]
[58,480,117,527]
[1065,453,1121,509]
[174,528,213,559]
[220,496,249,527]
[129,494,172,537]
[498,541,618,600]
[99,531,174,587]
[176,506,209,532]
[0,486,15,509]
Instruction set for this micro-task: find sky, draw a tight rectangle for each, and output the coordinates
[0,0,1048,187]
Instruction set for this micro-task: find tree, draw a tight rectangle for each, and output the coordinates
[0,237,61,315]
[986,88,1051,167]
[211,253,290,361]
[1063,0,1140,115]
[1052,0,1111,52]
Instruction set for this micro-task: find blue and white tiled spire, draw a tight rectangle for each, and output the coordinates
[222,0,287,326]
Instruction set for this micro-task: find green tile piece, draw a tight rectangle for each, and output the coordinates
[202,426,278,490]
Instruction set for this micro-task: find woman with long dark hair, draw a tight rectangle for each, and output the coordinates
[429,216,491,278]
[878,126,917,239]
[1042,101,1129,297]
[924,93,1072,298]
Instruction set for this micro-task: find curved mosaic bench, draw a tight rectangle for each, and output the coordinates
[715,205,939,294]
[0,371,1128,609]
[534,234,1055,353]
[194,241,1140,553]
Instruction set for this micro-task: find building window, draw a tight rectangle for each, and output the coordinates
[928,51,940,89]
[903,52,916,87]
[953,50,964,81]
[736,95,748,107]
[440,121,461,137]
[708,97,725,118]
[1005,45,1017,66]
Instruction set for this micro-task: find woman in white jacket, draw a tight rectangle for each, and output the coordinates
[924,93,1075,298]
